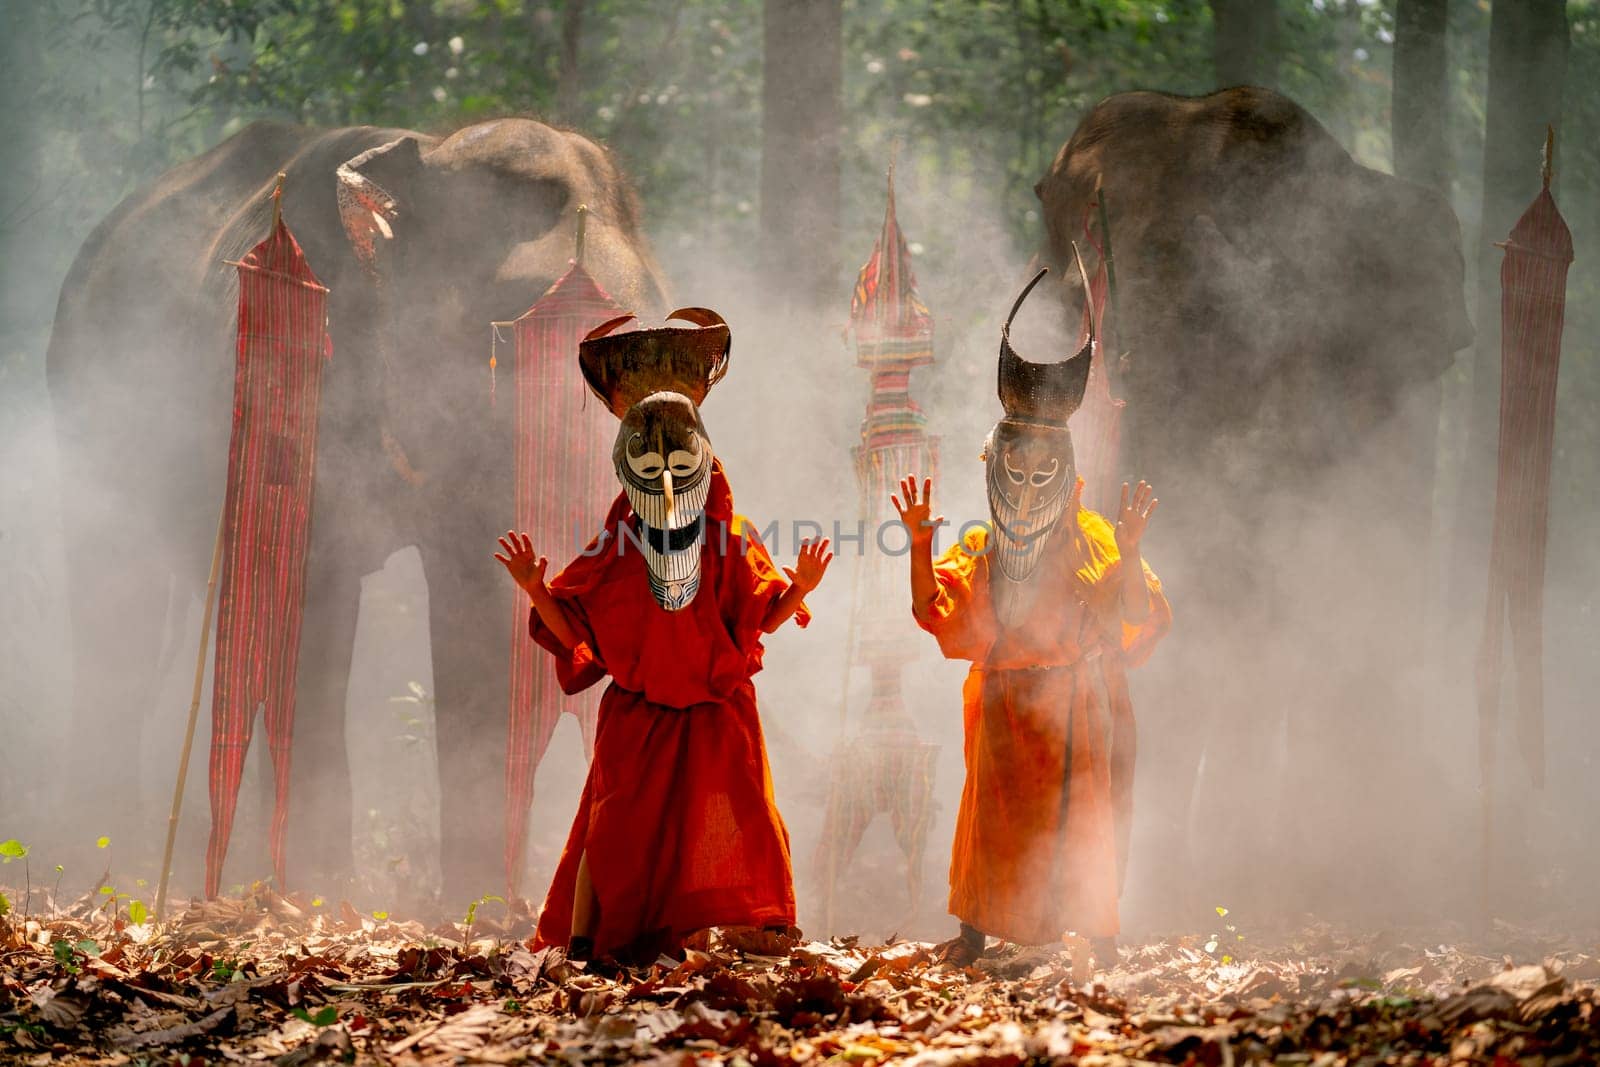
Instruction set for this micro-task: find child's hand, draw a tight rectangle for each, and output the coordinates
[1114,481,1158,554]
[784,537,834,594]
[494,530,551,602]
[891,475,944,547]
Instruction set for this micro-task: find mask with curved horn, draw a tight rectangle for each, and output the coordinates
[986,248,1095,626]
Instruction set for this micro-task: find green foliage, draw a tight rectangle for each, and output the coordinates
[0,1021,48,1044]
[8,0,1591,347]
[127,899,149,925]
[0,839,28,862]
[291,1005,338,1027]
[4,0,1426,268]
[463,892,505,942]
[0,890,10,917]
[212,957,238,982]
[52,938,79,973]
[95,836,110,849]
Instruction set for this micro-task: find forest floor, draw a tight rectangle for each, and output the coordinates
[3,885,1599,1065]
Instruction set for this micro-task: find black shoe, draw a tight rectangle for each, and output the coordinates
[567,935,595,962]
[1090,936,1118,968]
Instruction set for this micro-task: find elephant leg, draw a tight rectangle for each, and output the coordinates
[286,532,362,891]
[57,472,186,857]
[423,540,514,904]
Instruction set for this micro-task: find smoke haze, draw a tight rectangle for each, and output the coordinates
[2,3,1597,952]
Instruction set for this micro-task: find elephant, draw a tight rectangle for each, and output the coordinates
[45,118,666,901]
[1032,87,1474,916]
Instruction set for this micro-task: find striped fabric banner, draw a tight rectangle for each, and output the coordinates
[501,263,620,898]
[1477,182,1573,790]
[206,210,329,898]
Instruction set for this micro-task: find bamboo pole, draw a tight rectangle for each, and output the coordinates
[154,504,227,921]
[271,171,285,228]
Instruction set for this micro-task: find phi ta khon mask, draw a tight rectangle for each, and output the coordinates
[580,307,731,612]
[986,258,1094,628]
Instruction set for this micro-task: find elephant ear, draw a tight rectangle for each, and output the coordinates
[336,136,422,271]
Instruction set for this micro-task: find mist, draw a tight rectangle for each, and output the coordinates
[2,0,1597,957]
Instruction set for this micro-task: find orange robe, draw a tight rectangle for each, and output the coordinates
[916,511,1170,942]
[529,461,805,958]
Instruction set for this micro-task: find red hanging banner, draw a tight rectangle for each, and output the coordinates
[499,260,621,899]
[1477,140,1573,792]
[206,191,330,897]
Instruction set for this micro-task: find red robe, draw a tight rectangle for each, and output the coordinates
[529,461,805,957]
[916,511,1170,942]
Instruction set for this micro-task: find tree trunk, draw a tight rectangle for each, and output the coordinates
[0,0,46,341]
[557,0,585,125]
[1393,0,1451,193]
[1390,0,1451,670]
[759,0,843,312]
[1210,0,1279,90]
[1453,0,1569,606]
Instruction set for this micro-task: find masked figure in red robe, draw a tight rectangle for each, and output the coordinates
[894,265,1170,968]
[495,308,832,962]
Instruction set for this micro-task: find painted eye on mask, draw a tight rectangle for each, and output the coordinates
[1003,452,1027,486]
[1030,459,1060,487]
[667,447,701,476]
[625,435,665,479]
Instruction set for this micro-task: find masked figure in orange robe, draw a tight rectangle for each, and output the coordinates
[895,266,1169,966]
[495,309,831,962]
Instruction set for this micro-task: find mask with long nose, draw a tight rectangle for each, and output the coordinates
[987,258,1094,628]
[579,305,732,612]
[615,392,713,611]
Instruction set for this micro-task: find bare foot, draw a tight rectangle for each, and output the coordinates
[936,923,987,966]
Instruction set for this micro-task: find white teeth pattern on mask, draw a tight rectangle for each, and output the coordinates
[987,481,1067,584]
[640,536,703,611]
[621,456,711,611]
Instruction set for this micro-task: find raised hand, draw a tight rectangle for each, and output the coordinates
[784,538,834,594]
[1114,481,1158,554]
[493,530,551,601]
[891,475,945,546]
